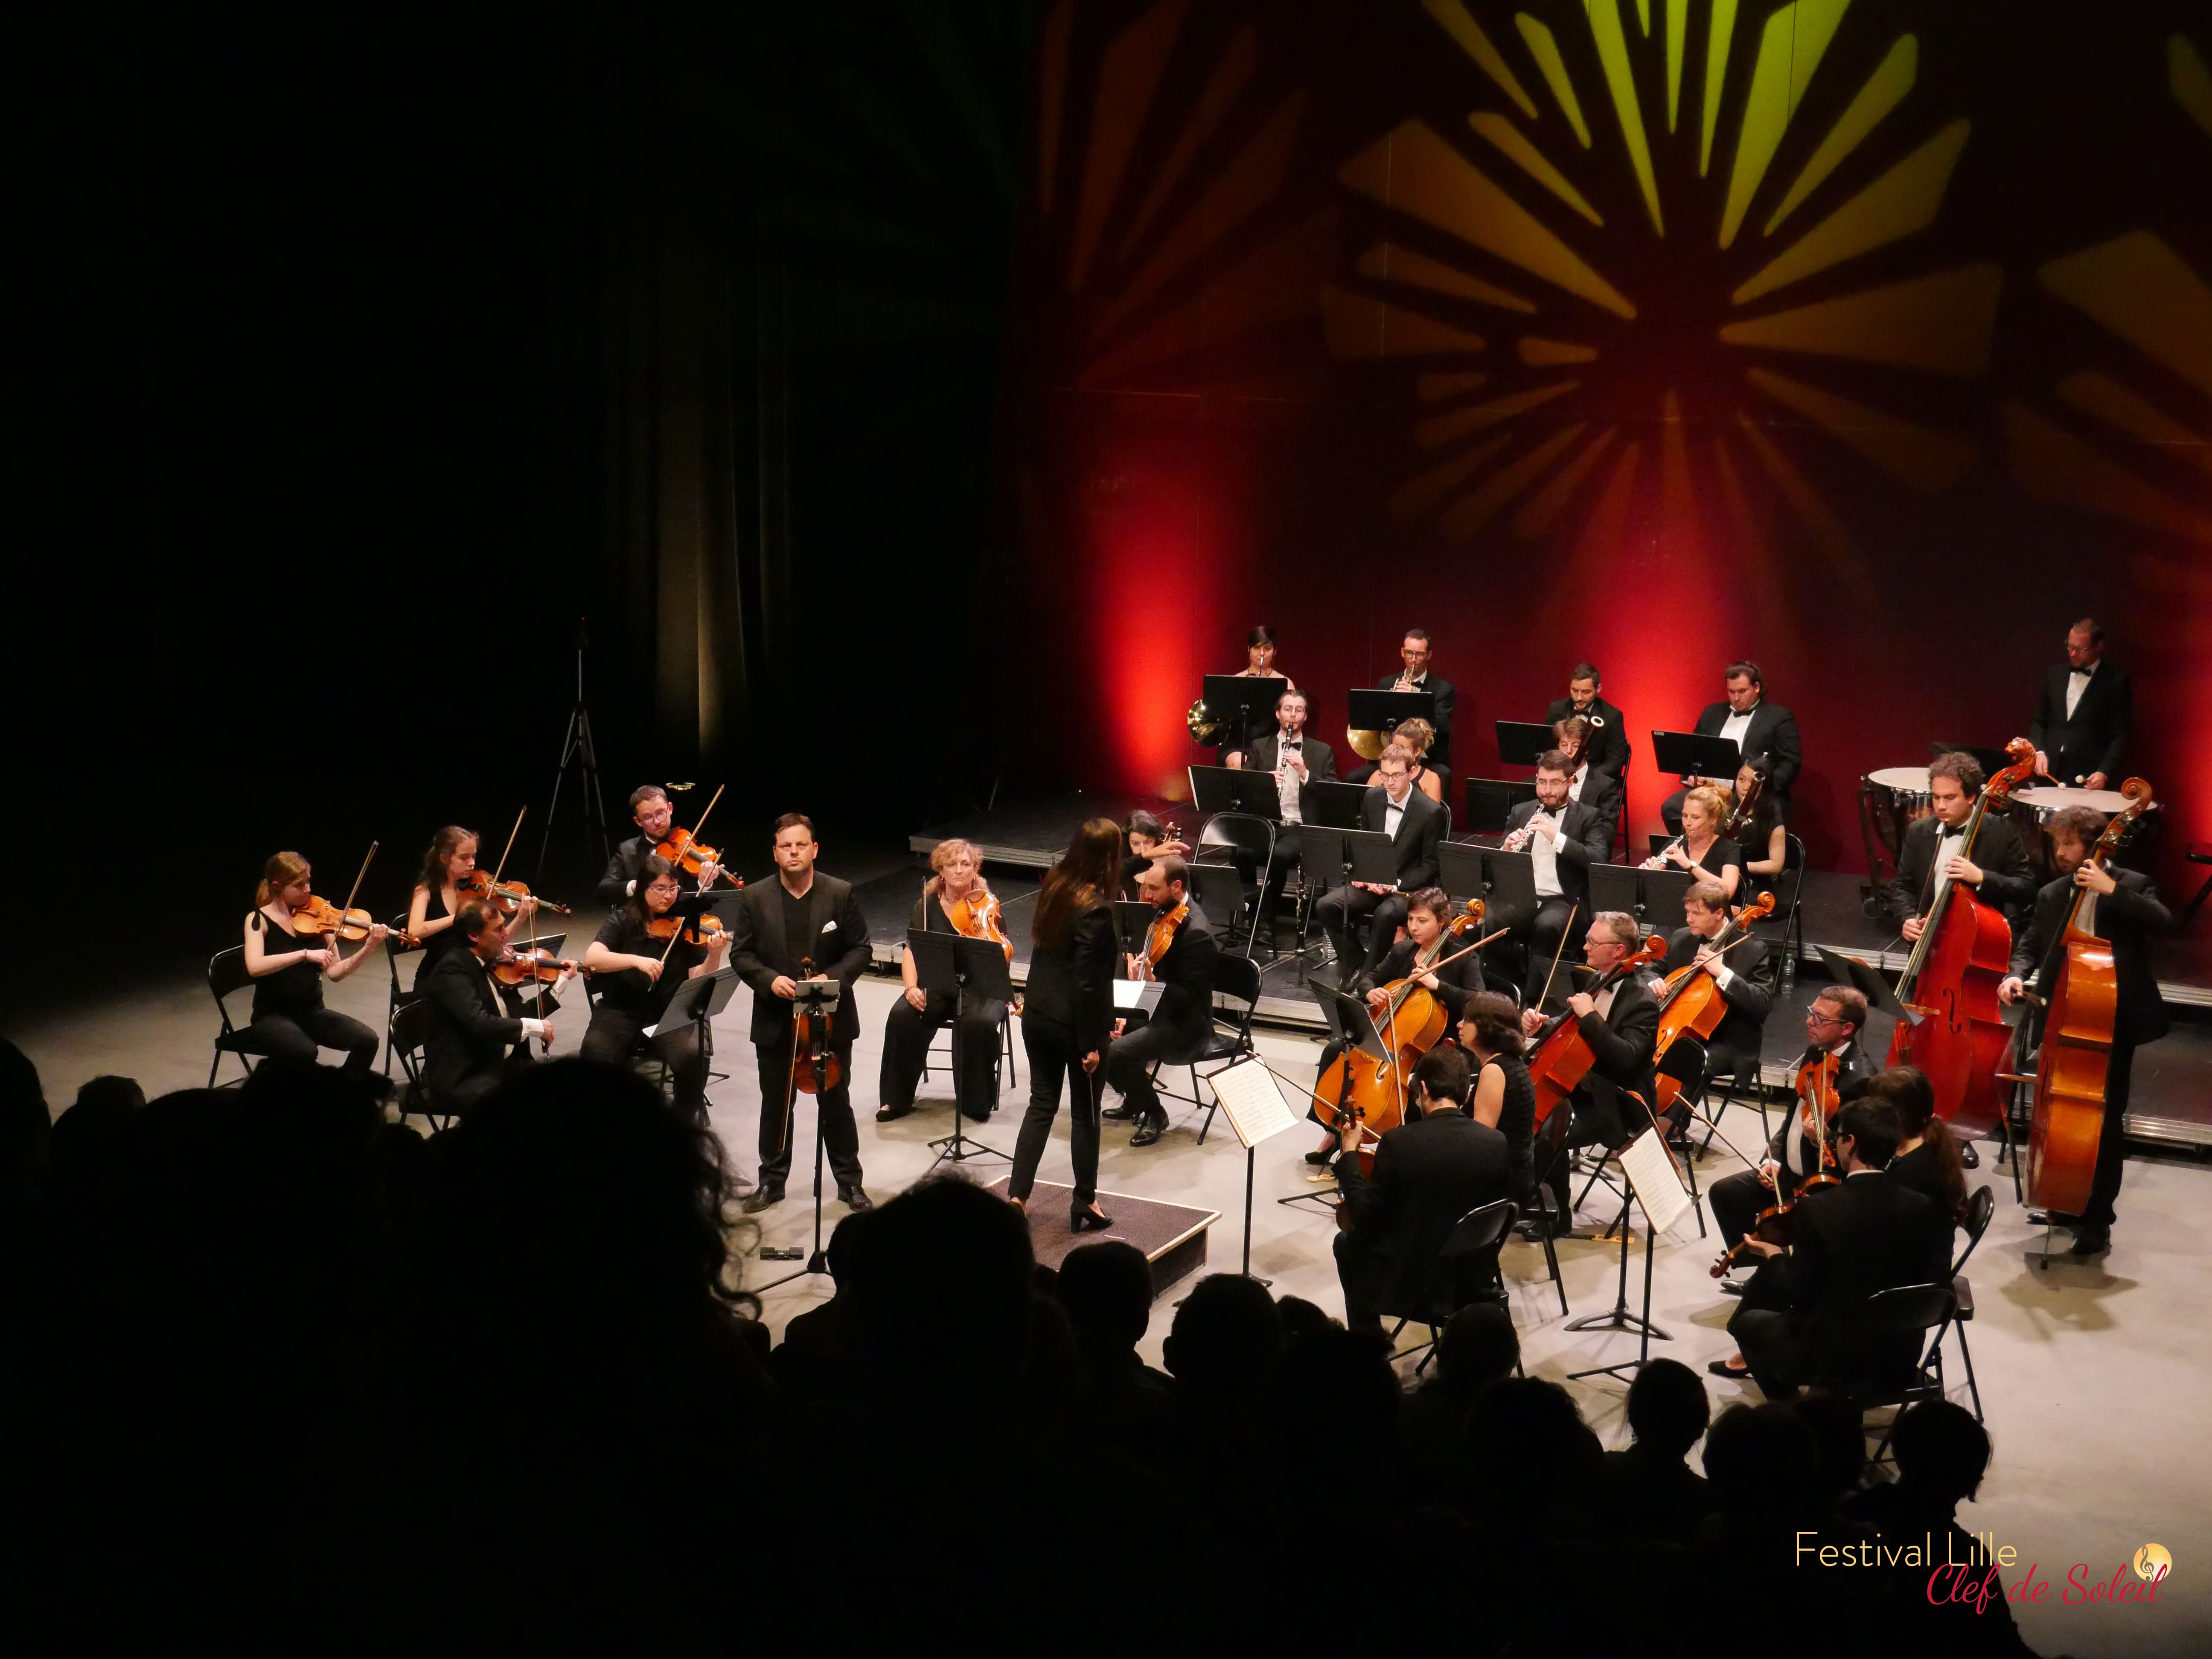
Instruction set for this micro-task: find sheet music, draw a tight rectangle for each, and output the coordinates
[1112,981,1164,1013]
[1618,1128,1693,1235]
[1206,1059,1298,1151]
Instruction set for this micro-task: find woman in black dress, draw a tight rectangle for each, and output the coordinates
[239,850,386,1070]
[409,824,542,972]
[1731,754,1791,885]
[1009,818,1121,1231]
[1461,990,1538,1205]
[580,855,728,1123]
[1866,1064,1968,1232]
[1644,785,1743,901]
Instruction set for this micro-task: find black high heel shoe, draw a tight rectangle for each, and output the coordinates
[1070,1202,1115,1232]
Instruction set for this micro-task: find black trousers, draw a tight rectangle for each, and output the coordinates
[1333,1230,1391,1336]
[756,1033,863,1192]
[2083,1039,2137,1229]
[582,1006,709,1123]
[239,1007,380,1071]
[443,1048,536,1115]
[1317,885,1407,981]
[878,990,1004,1120]
[1009,1015,1103,1207]
[1104,1017,1201,1127]
[1709,1161,1810,1256]
[1521,896,1580,1003]
[1728,1304,1804,1397]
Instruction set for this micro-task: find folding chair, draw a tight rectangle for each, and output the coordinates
[387,997,458,1132]
[206,946,260,1088]
[1384,1198,1519,1373]
[1146,953,1262,1144]
[1944,1185,1997,1422]
[1837,1284,1959,1472]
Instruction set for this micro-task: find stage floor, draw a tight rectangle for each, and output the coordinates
[7,961,2211,1655]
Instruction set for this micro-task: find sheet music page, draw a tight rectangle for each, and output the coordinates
[1618,1128,1694,1235]
[1206,1059,1298,1151]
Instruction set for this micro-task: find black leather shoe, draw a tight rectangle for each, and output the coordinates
[1130,1114,1168,1148]
[740,1186,785,1214]
[1100,1102,1139,1121]
[2069,1223,2110,1256]
[1959,1141,1980,1170]
[1706,1359,1753,1380]
[838,1186,873,1212]
[2028,1208,2079,1228]
[1070,1202,1115,1232]
[875,1102,912,1123]
[1718,1278,1748,1298]
[1304,1147,1335,1166]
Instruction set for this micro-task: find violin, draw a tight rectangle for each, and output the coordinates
[1524,934,1669,1131]
[1708,1051,1844,1277]
[644,912,726,947]
[792,955,843,1094]
[1650,892,1777,1115]
[656,827,743,890]
[1885,736,2038,1132]
[1722,765,1768,840]
[292,895,412,945]
[493,946,579,987]
[457,869,573,918]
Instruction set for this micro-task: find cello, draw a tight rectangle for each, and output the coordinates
[1885,738,2039,1133]
[1313,899,1499,1176]
[1524,933,1669,1131]
[1649,891,1777,1117]
[2022,779,2156,1216]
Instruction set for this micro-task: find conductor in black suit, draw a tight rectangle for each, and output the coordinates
[1500,752,1614,1004]
[1883,751,2038,931]
[2028,617,2132,789]
[2001,805,2172,1256]
[728,813,872,1213]
[1333,1045,1513,1336]
[1229,687,1337,943]
[1519,911,1661,1225]
[595,784,726,907]
[1316,745,1446,983]
[1102,856,1218,1148]
[1661,661,1801,836]
[1545,661,1630,780]
[1656,881,1775,1124]
[421,898,556,1112]
[1725,1100,1953,1399]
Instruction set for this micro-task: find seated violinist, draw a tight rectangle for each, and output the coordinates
[422,899,554,1112]
[1119,811,1190,898]
[1642,786,1743,902]
[238,851,387,1073]
[580,853,728,1124]
[597,785,723,907]
[1656,882,1775,1128]
[1303,888,1486,1168]
[878,838,1010,1125]
[1519,912,1660,1226]
[409,824,537,973]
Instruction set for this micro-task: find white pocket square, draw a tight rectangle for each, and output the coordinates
[820,922,837,933]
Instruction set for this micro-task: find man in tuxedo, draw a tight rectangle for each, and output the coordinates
[1316,745,1446,982]
[421,898,554,1112]
[2028,617,2132,789]
[1656,882,1775,1126]
[1103,855,1220,1147]
[2002,805,2172,1255]
[1708,987,1880,1285]
[1724,1100,1953,1398]
[1519,911,1661,1224]
[1883,751,2038,930]
[1350,627,1456,783]
[1545,661,1630,780]
[1501,751,1614,1004]
[728,812,872,1212]
[1229,687,1337,943]
[1333,1045,1513,1336]
[595,784,726,907]
[1661,661,1801,836]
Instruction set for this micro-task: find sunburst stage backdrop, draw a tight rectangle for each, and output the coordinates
[999,0,2210,875]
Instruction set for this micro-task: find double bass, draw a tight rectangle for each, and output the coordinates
[2022,779,2156,1216]
[1315,899,1493,1177]
[1885,737,2039,1133]
[1524,934,1668,1132]
[1649,891,1777,1116]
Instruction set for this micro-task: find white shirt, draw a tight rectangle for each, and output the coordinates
[2066,663,2096,719]
[1569,762,1589,802]
[1272,731,1305,824]
[1382,787,1410,842]
[1525,809,1568,898]
[1719,704,1757,753]
[1594,981,1618,1020]
[1784,1039,1854,1175]
[1930,824,1965,908]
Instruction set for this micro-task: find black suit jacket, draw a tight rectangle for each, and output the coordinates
[1139,904,1219,1051]
[1544,693,1631,777]
[1336,1109,1513,1311]
[1503,796,1611,911]
[1377,671,1455,772]
[1027,900,1117,1053]
[2011,867,2171,1046]
[1690,699,1801,797]
[422,948,525,1103]
[1241,731,1338,821]
[1659,927,1774,1059]
[1536,967,1661,1118]
[1358,934,1485,1019]
[1361,786,1445,892]
[1789,1173,1953,1383]
[2029,660,2131,783]
[595,832,713,908]
[728,875,871,1044]
[1886,814,2038,921]
[1765,1038,1881,1173]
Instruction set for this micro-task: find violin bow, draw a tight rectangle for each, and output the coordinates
[683,782,727,883]
[325,841,378,956]
[487,806,526,891]
[1533,903,1580,1011]
[1250,1059,1381,1150]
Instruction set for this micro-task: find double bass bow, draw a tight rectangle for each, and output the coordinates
[1885,737,2039,1133]
[2019,778,2156,1217]
[1649,891,1777,1116]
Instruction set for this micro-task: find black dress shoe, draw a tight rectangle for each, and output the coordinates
[838,1185,873,1212]
[1070,1202,1115,1232]
[1304,1147,1335,1166]
[1100,1102,1138,1121]
[875,1102,912,1123]
[740,1186,785,1214]
[2028,1208,2079,1228]
[1959,1141,1980,1170]
[1706,1359,1752,1380]
[2069,1223,2110,1256]
[1130,1114,1168,1148]
[1718,1278,1747,1298]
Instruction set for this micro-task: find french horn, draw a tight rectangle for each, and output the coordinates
[1187,701,1229,745]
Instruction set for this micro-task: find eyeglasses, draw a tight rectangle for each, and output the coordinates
[1807,1012,1848,1027]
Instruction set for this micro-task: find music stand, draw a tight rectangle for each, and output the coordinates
[756,978,846,1289]
[1113,900,1156,958]
[1344,829,1398,887]
[1310,780,1371,830]
[1187,764,1283,820]
[1652,730,1743,781]
[907,930,1016,1171]
[1566,1122,1690,1384]
[1348,687,1437,736]
[1462,777,1537,836]
[1201,674,1282,751]
[1815,946,1906,1019]
[1495,719,1555,768]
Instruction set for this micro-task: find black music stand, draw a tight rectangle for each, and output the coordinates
[1344,829,1399,887]
[1187,763,1284,821]
[1200,674,1279,751]
[648,961,737,1049]
[1653,730,1742,782]
[1462,777,1537,836]
[1495,719,1555,767]
[907,930,1016,1171]
[1310,780,1371,829]
[1564,1137,1679,1384]
[1348,687,1437,737]
[1816,946,1906,1019]
[1113,900,1157,958]
[756,978,846,1289]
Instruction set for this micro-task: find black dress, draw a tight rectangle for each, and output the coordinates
[1482,1054,1538,1201]
[418,885,463,971]
[240,908,381,1071]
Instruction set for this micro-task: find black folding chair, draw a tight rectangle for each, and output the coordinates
[1835,1284,1960,1470]
[1147,953,1262,1144]
[387,997,458,1132]
[1516,1107,1572,1314]
[921,1001,1020,1092]
[1944,1185,1997,1422]
[1385,1197,1520,1372]
[1188,862,1255,953]
[206,946,260,1088]
[382,912,425,1075]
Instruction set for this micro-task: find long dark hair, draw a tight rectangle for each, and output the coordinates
[417,825,477,894]
[1035,818,1121,951]
[1865,1065,1968,1222]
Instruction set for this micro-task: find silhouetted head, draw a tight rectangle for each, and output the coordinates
[0,1038,48,1190]
[1793,1391,1868,1505]
[1890,1399,1992,1508]
[1164,1274,1284,1411]
[1054,1240,1153,1362]
[1467,1377,1603,1504]
[1703,1403,1818,1519]
[1433,1303,1519,1393]
[1625,1358,1711,1461]
[843,1177,1035,1406]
